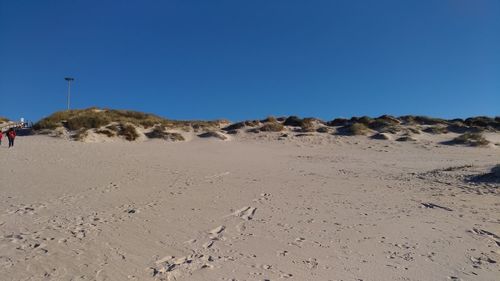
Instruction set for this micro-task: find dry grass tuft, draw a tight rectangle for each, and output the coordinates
[145,126,185,141]
[223,122,246,131]
[345,123,370,135]
[396,136,417,142]
[327,118,349,127]
[261,116,278,123]
[198,131,227,140]
[95,129,116,137]
[118,124,139,141]
[451,133,489,147]
[260,122,284,132]
[423,126,448,134]
[316,127,329,133]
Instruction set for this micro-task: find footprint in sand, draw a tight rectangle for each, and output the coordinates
[209,225,225,235]
[232,207,257,220]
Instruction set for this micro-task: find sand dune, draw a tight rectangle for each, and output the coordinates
[0,132,498,280]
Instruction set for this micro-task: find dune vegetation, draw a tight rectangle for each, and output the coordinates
[33,108,224,131]
[31,109,499,145]
[451,132,490,147]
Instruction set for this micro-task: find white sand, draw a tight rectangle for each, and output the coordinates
[0,133,498,280]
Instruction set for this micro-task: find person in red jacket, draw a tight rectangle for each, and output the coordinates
[7,128,16,148]
[0,131,3,146]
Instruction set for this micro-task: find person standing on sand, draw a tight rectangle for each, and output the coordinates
[7,128,16,148]
[0,130,3,146]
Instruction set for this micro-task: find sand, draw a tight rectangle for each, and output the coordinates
[0,133,498,281]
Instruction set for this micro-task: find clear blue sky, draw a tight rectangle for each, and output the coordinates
[1,1,499,122]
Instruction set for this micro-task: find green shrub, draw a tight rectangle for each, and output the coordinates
[260,122,284,132]
[244,120,260,127]
[396,136,416,142]
[261,116,277,123]
[400,115,447,125]
[223,122,246,131]
[327,118,349,127]
[406,127,421,134]
[299,118,316,132]
[72,129,88,141]
[283,116,303,127]
[198,131,227,140]
[95,129,115,137]
[423,126,448,134]
[145,127,185,141]
[452,133,489,147]
[316,127,329,133]
[118,124,139,141]
[66,115,110,130]
[346,123,369,135]
[353,116,373,125]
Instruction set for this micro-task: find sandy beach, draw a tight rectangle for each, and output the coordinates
[0,132,498,281]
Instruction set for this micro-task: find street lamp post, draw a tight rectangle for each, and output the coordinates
[64,77,75,111]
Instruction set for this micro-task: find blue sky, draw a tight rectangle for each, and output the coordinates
[0,1,499,122]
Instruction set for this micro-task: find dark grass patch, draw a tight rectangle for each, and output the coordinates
[72,129,88,141]
[198,131,227,140]
[399,115,448,125]
[371,133,391,140]
[95,129,116,137]
[222,122,246,131]
[316,127,329,133]
[326,118,349,127]
[118,124,139,141]
[396,136,417,142]
[261,116,278,123]
[283,116,303,127]
[338,123,370,135]
[423,126,448,134]
[446,133,489,147]
[260,122,284,132]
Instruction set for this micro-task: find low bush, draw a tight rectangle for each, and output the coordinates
[244,120,260,127]
[72,129,88,141]
[399,115,447,125]
[198,131,227,140]
[144,126,185,141]
[283,116,303,127]
[299,118,316,132]
[371,133,391,140]
[451,133,489,147]
[316,127,329,133]
[351,116,373,125]
[95,129,115,137]
[423,126,448,134]
[396,136,416,142]
[346,123,369,135]
[261,116,278,123]
[327,118,349,127]
[260,122,284,132]
[222,122,246,131]
[118,124,139,141]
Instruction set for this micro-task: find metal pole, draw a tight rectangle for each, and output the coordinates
[65,77,74,111]
[67,80,71,111]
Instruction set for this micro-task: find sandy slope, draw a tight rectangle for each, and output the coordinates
[0,134,498,281]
